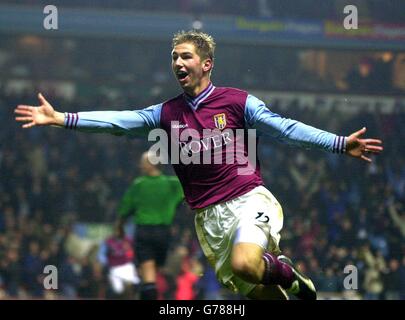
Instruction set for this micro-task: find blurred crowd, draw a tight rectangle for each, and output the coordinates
[4,0,405,23]
[1,35,404,102]
[1,85,404,299]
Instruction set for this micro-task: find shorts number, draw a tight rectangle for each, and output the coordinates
[255,212,269,223]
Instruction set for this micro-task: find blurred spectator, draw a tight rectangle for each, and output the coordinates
[388,202,405,238]
[373,52,394,92]
[383,258,402,300]
[98,223,140,299]
[345,58,376,93]
[175,257,201,300]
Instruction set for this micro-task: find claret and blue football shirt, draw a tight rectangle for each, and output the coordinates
[64,83,346,209]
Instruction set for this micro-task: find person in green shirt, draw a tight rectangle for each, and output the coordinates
[118,151,184,300]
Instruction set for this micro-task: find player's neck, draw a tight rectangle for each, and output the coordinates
[185,77,211,97]
[148,169,161,177]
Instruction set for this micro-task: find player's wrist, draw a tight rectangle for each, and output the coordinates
[54,111,65,126]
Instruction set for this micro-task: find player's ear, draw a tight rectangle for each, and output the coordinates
[203,58,213,73]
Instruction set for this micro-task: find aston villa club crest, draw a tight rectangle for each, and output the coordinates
[213,113,227,130]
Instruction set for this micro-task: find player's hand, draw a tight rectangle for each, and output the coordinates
[14,93,64,128]
[346,127,383,163]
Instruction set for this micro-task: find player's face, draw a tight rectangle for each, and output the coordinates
[171,42,211,95]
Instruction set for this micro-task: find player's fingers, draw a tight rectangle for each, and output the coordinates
[353,127,367,138]
[364,138,382,145]
[365,145,383,153]
[22,122,35,129]
[38,92,49,106]
[14,109,32,116]
[15,116,32,122]
[15,105,34,111]
[361,155,372,163]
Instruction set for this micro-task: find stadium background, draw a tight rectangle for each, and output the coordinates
[0,0,404,300]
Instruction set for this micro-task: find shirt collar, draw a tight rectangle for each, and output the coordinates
[184,82,215,110]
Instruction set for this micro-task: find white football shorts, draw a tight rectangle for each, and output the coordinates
[108,262,140,294]
[195,185,284,296]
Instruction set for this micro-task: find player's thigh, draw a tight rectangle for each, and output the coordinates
[233,186,284,255]
[109,271,124,293]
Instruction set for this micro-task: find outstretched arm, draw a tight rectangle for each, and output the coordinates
[15,93,161,136]
[245,95,383,163]
[346,127,383,162]
[14,93,65,128]
[245,95,347,152]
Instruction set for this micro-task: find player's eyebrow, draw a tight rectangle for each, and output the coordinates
[172,49,193,56]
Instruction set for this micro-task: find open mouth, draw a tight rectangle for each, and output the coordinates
[176,70,189,80]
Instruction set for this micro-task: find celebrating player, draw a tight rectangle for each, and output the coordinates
[14,30,383,300]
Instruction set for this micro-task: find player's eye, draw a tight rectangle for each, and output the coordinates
[181,53,193,59]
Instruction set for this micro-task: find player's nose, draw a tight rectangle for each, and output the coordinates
[173,56,184,68]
